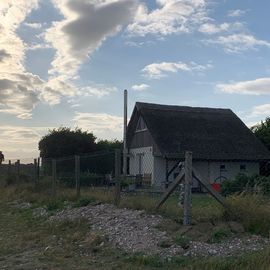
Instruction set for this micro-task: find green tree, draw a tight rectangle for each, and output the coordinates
[96,139,122,152]
[39,127,97,158]
[251,117,270,151]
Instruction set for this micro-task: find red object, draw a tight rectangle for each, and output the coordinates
[211,183,221,192]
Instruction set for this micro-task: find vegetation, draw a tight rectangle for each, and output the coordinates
[252,117,270,151]
[221,173,270,196]
[39,127,122,158]
[1,183,270,269]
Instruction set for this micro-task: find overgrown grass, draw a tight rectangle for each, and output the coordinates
[1,184,270,269]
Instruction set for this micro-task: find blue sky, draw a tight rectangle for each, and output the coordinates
[0,0,270,159]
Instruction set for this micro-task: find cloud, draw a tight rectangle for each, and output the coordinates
[132,84,150,91]
[216,78,270,95]
[142,61,212,79]
[46,0,139,78]
[198,22,244,35]
[0,49,11,62]
[228,9,246,18]
[127,0,208,37]
[0,125,50,159]
[24,22,43,29]
[204,34,270,53]
[79,84,117,98]
[0,0,44,118]
[250,104,270,117]
[73,112,123,140]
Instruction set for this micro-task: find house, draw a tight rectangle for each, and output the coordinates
[127,102,270,189]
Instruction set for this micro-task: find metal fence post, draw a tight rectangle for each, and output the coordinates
[75,155,80,198]
[114,149,121,206]
[183,151,192,226]
[52,159,57,197]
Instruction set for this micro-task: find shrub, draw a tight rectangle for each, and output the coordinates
[221,174,270,196]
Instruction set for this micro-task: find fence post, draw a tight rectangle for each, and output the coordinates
[34,159,37,187]
[183,151,192,226]
[75,155,80,198]
[37,158,40,183]
[16,159,20,182]
[8,160,11,178]
[114,149,121,206]
[52,159,57,197]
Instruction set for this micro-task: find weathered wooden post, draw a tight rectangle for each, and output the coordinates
[52,159,57,197]
[75,155,81,198]
[7,160,11,178]
[37,158,40,183]
[114,149,121,206]
[16,159,20,183]
[34,158,37,187]
[183,151,192,226]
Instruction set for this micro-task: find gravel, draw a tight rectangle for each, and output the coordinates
[49,203,270,258]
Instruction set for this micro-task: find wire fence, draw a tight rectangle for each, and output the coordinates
[0,150,270,198]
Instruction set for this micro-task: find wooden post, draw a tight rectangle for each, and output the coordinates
[8,160,11,178]
[75,155,80,198]
[34,158,37,186]
[16,159,20,182]
[123,90,128,177]
[37,158,40,183]
[183,151,192,226]
[114,149,121,206]
[52,159,57,197]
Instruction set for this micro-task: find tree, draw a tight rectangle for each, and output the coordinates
[96,139,122,152]
[39,127,97,158]
[251,117,270,151]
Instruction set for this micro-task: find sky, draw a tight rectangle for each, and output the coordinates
[0,0,270,160]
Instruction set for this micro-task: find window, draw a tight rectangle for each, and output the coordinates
[240,164,246,171]
[136,117,147,132]
[220,164,226,171]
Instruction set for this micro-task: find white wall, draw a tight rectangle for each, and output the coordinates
[152,158,260,188]
[129,147,154,184]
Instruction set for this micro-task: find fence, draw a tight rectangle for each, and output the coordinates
[0,150,270,198]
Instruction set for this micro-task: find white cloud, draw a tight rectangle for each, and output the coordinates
[250,104,270,117]
[132,84,150,91]
[142,61,212,79]
[204,34,270,53]
[217,78,270,95]
[73,112,123,140]
[0,0,44,118]
[24,22,43,29]
[127,0,208,37]
[79,84,117,98]
[228,9,246,18]
[198,22,244,35]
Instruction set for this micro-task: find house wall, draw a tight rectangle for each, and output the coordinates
[152,158,260,188]
[129,147,154,184]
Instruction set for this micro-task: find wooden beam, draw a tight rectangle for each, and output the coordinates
[192,167,228,208]
[156,169,185,209]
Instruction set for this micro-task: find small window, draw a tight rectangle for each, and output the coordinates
[220,164,226,171]
[240,164,246,171]
[136,117,147,132]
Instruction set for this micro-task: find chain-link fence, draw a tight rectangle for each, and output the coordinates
[0,150,270,197]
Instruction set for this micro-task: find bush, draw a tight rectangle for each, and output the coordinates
[221,174,270,196]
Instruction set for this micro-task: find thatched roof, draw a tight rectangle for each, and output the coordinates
[128,102,270,161]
